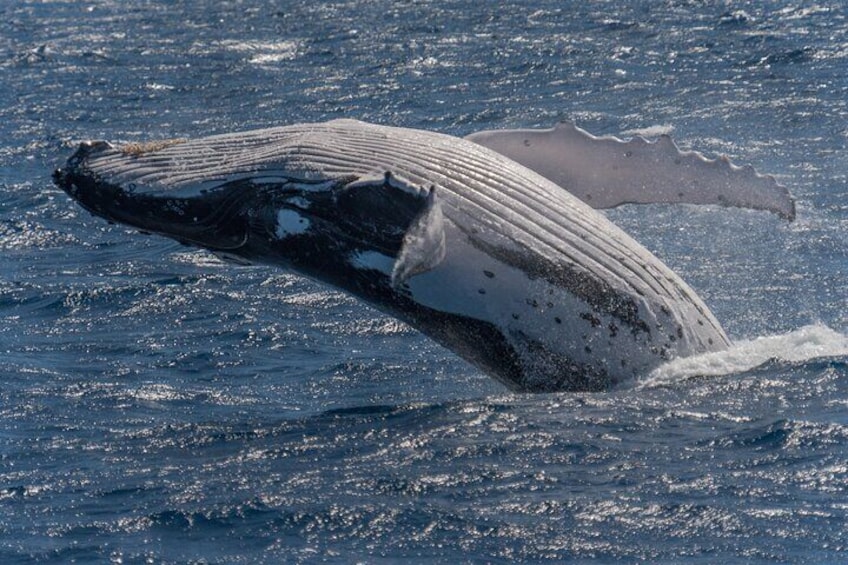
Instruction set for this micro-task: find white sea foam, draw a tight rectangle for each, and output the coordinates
[639,324,848,387]
[219,40,299,64]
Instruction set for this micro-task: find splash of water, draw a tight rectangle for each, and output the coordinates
[639,324,848,387]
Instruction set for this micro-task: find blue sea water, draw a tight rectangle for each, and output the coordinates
[1,0,847,562]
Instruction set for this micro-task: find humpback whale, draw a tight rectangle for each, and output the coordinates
[53,119,792,392]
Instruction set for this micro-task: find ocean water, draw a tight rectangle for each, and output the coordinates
[1,0,847,562]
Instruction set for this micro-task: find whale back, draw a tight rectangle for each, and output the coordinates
[59,119,730,390]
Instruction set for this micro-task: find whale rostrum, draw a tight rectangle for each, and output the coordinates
[54,119,792,392]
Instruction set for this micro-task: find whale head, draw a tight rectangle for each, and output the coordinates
[53,140,443,298]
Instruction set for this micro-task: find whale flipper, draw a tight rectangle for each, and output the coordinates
[392,186,446,287]
[466,121,795,220]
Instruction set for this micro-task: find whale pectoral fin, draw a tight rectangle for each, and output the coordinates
[466,121,795,220]
[391,186,446,288]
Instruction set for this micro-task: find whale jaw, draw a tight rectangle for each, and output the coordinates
[53,141,255,252]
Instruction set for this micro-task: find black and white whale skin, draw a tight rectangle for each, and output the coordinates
[53,119,791,392]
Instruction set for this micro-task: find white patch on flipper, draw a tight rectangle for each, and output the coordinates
[391,187,446,287]
[275,209,310,238]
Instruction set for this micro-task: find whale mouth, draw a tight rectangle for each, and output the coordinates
[53,141,253,251]
[54,139,439,262]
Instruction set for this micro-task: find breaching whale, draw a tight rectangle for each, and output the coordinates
[53,119,792,392]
